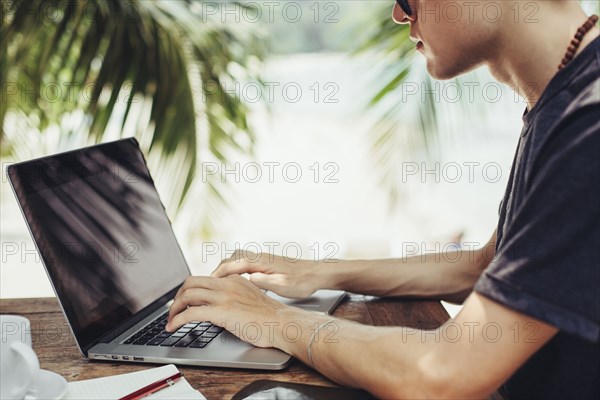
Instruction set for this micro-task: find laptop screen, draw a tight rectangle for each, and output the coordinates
[8,138,190,350]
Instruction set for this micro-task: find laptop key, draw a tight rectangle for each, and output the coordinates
[188,330,204,337]
[160,337,181,346]
[156,332,171,338]
[201,331,220,338]
[206,326,223,333]
[189,338,211,348]
[174,336,196,348]
[171,332,186,338]
[147,337,166,346]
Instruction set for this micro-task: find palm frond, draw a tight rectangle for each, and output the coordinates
[1,0,266,233]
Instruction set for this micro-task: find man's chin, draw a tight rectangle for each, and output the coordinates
[425,58,470,81]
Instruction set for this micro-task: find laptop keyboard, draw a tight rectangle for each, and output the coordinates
[123,312,223,349]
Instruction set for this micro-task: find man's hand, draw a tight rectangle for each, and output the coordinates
[211,250,324,299]
[165,274,299,348]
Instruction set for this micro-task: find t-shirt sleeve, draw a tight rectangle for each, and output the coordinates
[475,105,600,342]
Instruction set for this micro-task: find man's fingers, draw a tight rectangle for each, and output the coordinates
[168,288,213,327]
[211,259,269,278]
[248,272,284,292]
[175,276,218,299]
[249,273,314,299]
[166,306,214,332]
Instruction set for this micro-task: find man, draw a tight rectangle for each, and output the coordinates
[167,1,599,398]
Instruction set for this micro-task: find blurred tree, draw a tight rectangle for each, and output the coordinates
[1,0,266,233]
[267,1,382,54]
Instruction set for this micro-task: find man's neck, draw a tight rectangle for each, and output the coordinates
[487,4,599,111]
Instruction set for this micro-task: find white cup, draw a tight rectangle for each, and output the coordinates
[1,315,40,400]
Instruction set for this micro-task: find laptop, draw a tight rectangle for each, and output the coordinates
[7,138,346,370]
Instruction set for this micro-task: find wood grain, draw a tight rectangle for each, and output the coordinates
[0,296,449,399]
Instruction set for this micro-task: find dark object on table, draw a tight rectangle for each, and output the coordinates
[232,380,376,400]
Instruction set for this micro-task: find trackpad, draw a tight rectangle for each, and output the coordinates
[266,290,346,314]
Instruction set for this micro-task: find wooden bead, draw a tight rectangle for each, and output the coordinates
[558,14,598,70]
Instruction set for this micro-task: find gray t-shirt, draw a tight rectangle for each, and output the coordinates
[474,35,600,399]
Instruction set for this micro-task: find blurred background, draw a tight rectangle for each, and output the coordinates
[2,1,596,313]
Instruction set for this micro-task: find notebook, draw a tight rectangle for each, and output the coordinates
[64,364,206,399]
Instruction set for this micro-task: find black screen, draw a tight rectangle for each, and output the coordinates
[8,138,190,350]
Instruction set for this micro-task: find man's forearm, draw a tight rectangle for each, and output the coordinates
[318,234,496,303]
[272,292,556,399]
[272,308,439,398]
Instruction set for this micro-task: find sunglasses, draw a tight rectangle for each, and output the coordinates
[396,0,413,16]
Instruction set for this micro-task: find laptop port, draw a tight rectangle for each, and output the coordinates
[133,357,144,361]
[122,356,130,360]
[111,355,119,360]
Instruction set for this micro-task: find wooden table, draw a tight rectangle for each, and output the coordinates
[0,295,449,399]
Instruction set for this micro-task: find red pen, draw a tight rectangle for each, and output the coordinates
[118,372,183,400]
